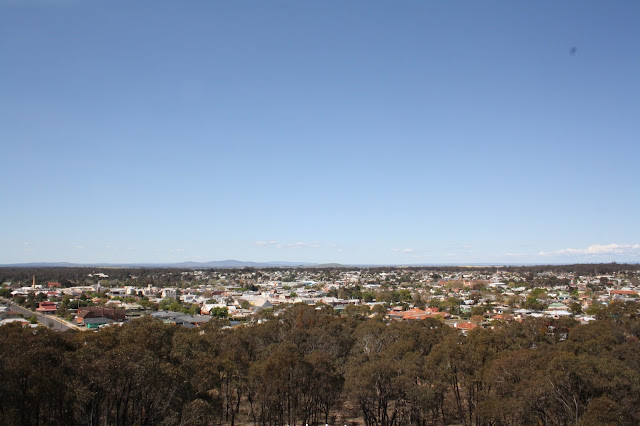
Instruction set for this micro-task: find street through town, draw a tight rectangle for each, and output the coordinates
[1,298,78,331]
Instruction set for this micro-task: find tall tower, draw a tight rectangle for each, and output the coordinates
[32,275,36,288]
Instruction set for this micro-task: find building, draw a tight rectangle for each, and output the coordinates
[35,301,58,314]
[77,307,125,326]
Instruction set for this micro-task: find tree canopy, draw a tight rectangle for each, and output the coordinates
[1,304,639,425]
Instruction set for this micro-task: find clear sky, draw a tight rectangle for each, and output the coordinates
[1,0,639,265]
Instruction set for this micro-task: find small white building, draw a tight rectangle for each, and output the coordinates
[161,288,177,299]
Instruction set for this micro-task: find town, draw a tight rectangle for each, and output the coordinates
[2,264,638,331]
[2,263,639,425]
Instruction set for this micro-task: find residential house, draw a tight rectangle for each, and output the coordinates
[77,307,125,326]
[35,301,57,314]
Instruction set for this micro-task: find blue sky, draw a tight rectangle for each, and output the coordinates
[1,0,639,265]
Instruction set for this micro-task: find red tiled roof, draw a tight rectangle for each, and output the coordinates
[36,302,57,313]
[77,306,126,323]
[455,322,478,330]
[611,290,637,295]
[387,308,443,321]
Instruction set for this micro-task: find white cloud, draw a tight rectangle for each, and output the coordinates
[72,245,85,250]
[255,240,278,247]
[540,243,640,256]
[391,248,415,253]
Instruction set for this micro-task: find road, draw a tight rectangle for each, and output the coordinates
[1,298,80,332]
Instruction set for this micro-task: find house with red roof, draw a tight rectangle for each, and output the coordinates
[610,290,638,302]
[77,307,125,326]
[454,322,479,334]
[387,307,445,321]
[35,301,58,314]
[610,290,637,296]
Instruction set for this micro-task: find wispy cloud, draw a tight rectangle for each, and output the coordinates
[255,240,320,249]
[72,245,85,250]
[391,248,415,253]
[540,243,640,256]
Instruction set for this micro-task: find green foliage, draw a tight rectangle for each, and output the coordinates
[529,287,547,299]
[159,297,183,312]
[209,307,228,319]
[523,296,547,311]
[242,283,258,291]
[569,301,583,315]
[362,290,376,303]
[471,305,486,316]
[0,306,639,425]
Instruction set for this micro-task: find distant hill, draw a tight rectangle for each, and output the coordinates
[171,260,317,268]
[309,263,346,268]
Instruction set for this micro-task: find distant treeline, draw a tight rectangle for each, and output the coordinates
[1,263,639,287]
[1,304,639,425]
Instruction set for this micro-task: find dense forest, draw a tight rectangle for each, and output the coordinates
[1,304,639,425]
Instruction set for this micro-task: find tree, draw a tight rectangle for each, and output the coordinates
[362,291,376,303]
[445,297,463,314]
[210,307,229,319]
[569,302,583,315]
[523,296,546,311]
